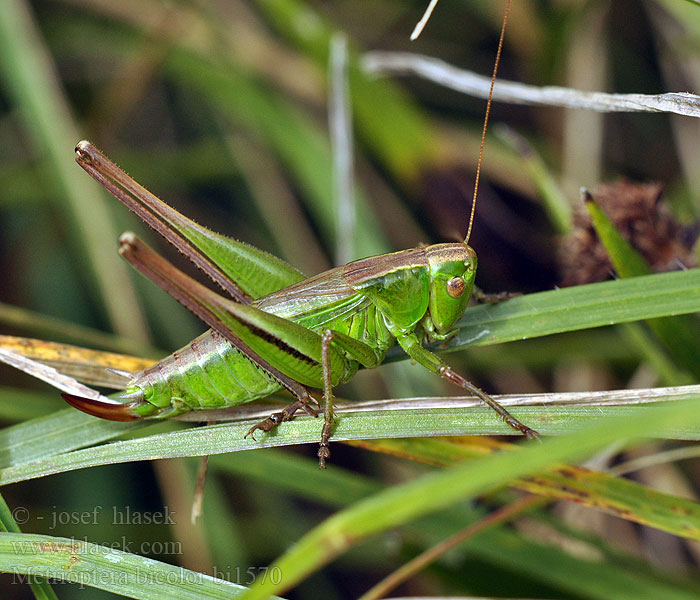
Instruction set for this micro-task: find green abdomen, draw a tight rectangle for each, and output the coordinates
[126,329,282,417]
[123,296,394,418]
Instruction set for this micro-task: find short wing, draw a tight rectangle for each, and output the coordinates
[119,234,348,389]
[254,267,369,331]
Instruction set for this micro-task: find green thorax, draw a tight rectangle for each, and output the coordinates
[342,243,477,342]
[252,241,477,354]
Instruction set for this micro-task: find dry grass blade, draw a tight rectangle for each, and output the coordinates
[0,348,117,402]
[358,494,543,600]
[364,52,700,117]
[410,0,440,40]
[0,335,154,387]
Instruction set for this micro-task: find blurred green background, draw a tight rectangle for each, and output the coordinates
[0,0,699,598]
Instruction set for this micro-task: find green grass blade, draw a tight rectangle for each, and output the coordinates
[4,398,700,483]
[586,197,700,379]
[447,269,700,350]
[0,494,58,600]
[255,0,436,182]
[0,532,285,599]
[0,409,141,470]
[353,436,700,541]
[0,0,147,342]
[238,397,700,599]
[209,450,700,600]
[585,196,651,276]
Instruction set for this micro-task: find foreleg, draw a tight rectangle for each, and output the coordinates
[397,333,538,439]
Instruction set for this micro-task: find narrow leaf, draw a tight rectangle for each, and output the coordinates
[0,494,58,600]
[586,195,700,379]
[448,269,700,351]
[0,533,284,600]
[352,436,700,541]
[239,397,700,599]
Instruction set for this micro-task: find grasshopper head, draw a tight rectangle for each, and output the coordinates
[426,243,477,335]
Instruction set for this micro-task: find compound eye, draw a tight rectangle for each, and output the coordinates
[446,276,465,298]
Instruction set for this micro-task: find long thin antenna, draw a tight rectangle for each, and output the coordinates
[465,0,512,244]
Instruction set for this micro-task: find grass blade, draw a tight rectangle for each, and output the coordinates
[4,394,700,483]
[208,450,700,600]
[353,436,700,541]
[0,0,147,341]
[0,494,58,600]
[448,269,700,350]
[238,397,700,599]
[585,193,700,379]
[0,533,284,599]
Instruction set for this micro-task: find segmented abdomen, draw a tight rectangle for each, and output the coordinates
[123,329,282,417]
[121,294,394,417]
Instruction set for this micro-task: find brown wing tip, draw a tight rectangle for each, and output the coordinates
[61,393,141,422]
